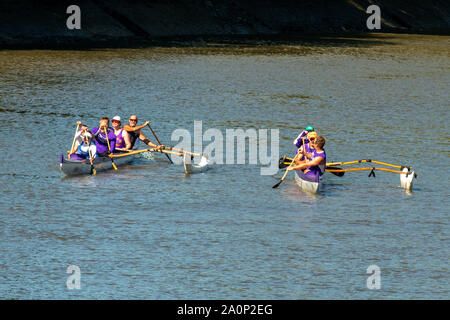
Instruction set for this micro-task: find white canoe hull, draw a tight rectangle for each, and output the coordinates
[183,153,212,174]
[294,170,320,193]
[60,152,138,176]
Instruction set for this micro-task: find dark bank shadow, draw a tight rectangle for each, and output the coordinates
[1,0,449,51]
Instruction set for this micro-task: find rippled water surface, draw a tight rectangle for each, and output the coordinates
[0,34,449,299]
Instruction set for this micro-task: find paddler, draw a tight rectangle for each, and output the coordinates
[296,131,317,162]
[74,132,97,163]
[111,115,132,151]
[123,114,164,150]
[92,117,117,156]
[293,125,315,149]
[70,121,90,155]
[288,135,326,180]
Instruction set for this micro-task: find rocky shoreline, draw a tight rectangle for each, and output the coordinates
[1,0,449,49]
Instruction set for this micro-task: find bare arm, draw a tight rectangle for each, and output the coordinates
[123,121,149,132]
[289,156,324,171]
[139,131,158,148]
[123,130,132,150]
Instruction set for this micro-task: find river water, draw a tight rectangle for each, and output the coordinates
[0,34,448,299]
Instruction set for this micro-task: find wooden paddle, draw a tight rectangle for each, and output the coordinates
[147,123,174,164]
[87,140,97,175]
[68,123,80,159]
[103,127,118,170]
[273,150,301,189]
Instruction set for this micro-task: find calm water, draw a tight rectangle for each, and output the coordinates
[0,34,448,299]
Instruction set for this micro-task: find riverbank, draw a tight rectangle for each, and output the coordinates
[1,0,449,49]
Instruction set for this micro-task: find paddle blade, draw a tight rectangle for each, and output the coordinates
[279,156,287,168]
[326,166,345,177]
[272,180,282,189]
[165,153,174,164]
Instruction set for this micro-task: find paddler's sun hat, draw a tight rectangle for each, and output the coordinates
[305,125,315,131]
[84,132,92,139]
[112,115,121,122]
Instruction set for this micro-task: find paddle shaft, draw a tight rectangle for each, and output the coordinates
[103,127,117,170]
[273,150,301,188]
[87,142,96,175]
[301,137,307,160]
[147,124,174,164]
[69,124,80,159]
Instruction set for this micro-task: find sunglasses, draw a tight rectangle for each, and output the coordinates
[129,119,137,122]
[112,120,120,123]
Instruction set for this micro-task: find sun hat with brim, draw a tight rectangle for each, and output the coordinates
[112,115,121,122]
[305,126,314,131]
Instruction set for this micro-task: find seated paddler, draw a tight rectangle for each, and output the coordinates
[111,115,132,151]
[293,125,315,149]
[92,116,117,156]
[71,132,97,162]
[288,135,326,181]
[296,131,317,162]
[69,121,90,156]
[123,114,164,151]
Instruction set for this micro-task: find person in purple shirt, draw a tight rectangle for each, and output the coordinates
[92,117,117,156]
[293,125,315,149]
[297,131,317,161]
[288,135,327,181]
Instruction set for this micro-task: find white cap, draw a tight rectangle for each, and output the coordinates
[112,115,121,122]
[84,132,92,139]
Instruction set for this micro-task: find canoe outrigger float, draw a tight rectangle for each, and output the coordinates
[183,153,212,174]
[279,157,417,193]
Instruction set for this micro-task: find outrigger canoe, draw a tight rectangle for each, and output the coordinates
[280,156,416,193]
[60,151,139,176]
